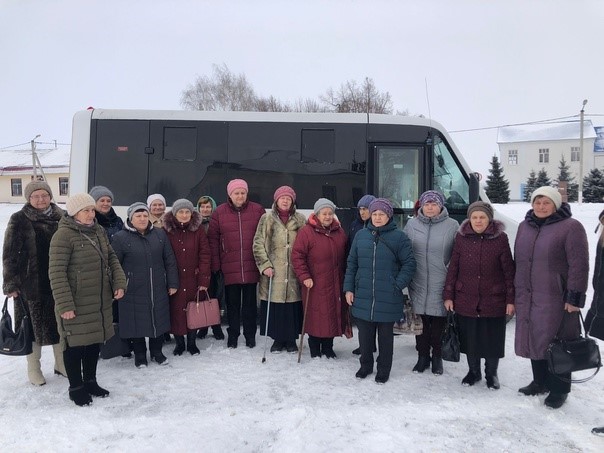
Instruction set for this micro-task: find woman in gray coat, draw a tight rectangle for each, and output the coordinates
[111,203,179,368]
[403,190,458,375]
[514,186,589,409]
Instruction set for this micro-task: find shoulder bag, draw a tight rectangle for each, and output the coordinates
[186,290,221,330]
[0,296,34,356]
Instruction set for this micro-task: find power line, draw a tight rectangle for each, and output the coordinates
[449,115,582,133]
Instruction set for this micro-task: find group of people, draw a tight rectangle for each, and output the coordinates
[2,179,603,426]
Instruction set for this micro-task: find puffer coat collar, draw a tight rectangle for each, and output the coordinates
[458,218,505,239]
[163,210,203,233]
[524,202,572,227]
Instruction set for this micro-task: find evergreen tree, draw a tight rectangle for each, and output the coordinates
[485,155,510,203]
[555,155,578,202]
[535,168,551,188]
[523,170,538,202]
[582,168,604,203]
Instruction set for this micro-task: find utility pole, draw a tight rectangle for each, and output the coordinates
[578,100,588,204]
[31,134,41,180]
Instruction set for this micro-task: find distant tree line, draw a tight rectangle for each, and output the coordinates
[180,63,403,114]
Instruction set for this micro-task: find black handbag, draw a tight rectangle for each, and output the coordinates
[546,312,601,383]
[441,311,460,362]
[99,323,131,360]
[0,296,34,356]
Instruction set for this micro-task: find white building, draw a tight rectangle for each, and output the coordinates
[497,121,598,201]
[0,146,70,204]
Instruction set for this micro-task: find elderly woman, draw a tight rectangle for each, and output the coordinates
[111,203,179,367]
[253,186,306,353]
[514,186,589,409]
[292,198,348,359]
[344,198,416,383]
[147,193,167,229]
[2,181,66,385]
[164,199,212,356]
[404,190,458,375]
[444,201,515,390]
[49,193,126,406]
[89,185,123,242]
[208,179,265,348]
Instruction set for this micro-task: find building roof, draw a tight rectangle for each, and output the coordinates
[497,120,596,144]
[0,146,70,175]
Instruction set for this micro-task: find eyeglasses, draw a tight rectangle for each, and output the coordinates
[30,194,51,200]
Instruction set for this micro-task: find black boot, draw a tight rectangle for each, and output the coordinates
[461,355,482,386]
[486,375,500,390]
[173,336,186,356]
[212,325,225,340]
[69,385,92,406]
[270,341,284,354]
[544,392,568,409]
[84,380,110,398]
[227,335,238,349]
[149,336,168,365]
[308,336,321,358]
[412,355,431,373]
[245,336,256,348]
[592,426,604,436]
[518,381,547,396]
[163,332,172,343]
[285,341,298,353]
[355,367,373,379]
[197,328,208,339]
[375,372,389,384]
[321,338,336,359]
[431,355,443,375]
[485,358,499,389]
[186,332,200,355]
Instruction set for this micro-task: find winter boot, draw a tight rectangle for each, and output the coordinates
[592,426,604,436]
[544,392,568,409]
[355,367,373,379]
[270,341,284,354]
[27,342,46,386]
[285,341,298,354]
[485,358,500,389]
[163,332,173,343]
[69,385,92,406]
[352,347,361,355]
[149,336,168,365]
[212,325,225,340]
[431,355,444,375]
[461,356,482,386]
[186,332,200,355]
[84,380,110,398]
[486,375,500,390]
[412,355,431,373]
[518,381,547,396]
[134,353,148,368]
[321,338,336,359]
[245,336,256,348]
[375,372,389,384]
[52,343,67,377]
[308,336,321,358]
[173,335,186,355]
[197,327,208,339]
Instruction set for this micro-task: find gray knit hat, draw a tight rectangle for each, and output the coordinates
[89,185,114,202]
[127,202,149,221]
[467,201,494,221]
[25,180,53,201]
[66,193,96,216]
[172,198,195,214]
[313,198,336,215]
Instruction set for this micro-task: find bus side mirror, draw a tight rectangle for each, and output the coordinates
[469,172,480,203]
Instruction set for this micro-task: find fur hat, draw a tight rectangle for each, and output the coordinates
[313,198,336,215]
[273,185,296,202]
[24,180,53,201]
[467,201,494,221]
[369,198,394,218]
[89,185,114,202]
[531,186,562,210]
[66,193,96,216]
[357,194,376,209]
[227,179,248,197]
[146,193,166,207]
[171,198,194,214]
[419,190,445,208]
[127,202,149,221]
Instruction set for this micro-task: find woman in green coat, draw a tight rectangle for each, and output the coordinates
[49,193,126,407]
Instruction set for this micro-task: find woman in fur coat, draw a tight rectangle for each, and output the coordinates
[2,181,66,386]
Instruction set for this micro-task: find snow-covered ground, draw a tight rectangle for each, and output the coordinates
[1,202,603,453]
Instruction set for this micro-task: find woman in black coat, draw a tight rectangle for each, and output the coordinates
[111,202,179,367]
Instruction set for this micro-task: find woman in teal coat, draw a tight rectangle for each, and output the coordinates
[344,198,416,384]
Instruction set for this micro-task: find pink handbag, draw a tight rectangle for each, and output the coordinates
[186,290,221,330]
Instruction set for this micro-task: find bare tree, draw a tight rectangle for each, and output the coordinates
[255,95,292,112]
[320,77,393,114]
[292,97,328,113]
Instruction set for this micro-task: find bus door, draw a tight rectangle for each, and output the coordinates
[371,144,424,229]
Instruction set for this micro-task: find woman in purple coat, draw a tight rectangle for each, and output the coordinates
[292,198,348,358]
[514,186,589,409]
[444,202,515,390]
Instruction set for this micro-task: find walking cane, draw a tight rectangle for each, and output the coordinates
[297,287,311,364]
[261,275,273,363]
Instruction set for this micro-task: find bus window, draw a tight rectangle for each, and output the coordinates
[376,146,420,209]
[433,136,470,211]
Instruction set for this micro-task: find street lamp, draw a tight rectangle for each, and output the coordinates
[578,100,588,204]
[31,134,41,180]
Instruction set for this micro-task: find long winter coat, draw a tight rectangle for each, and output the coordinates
[514,204,589,360]
[586,210,604,340]
[164,211,211,335]
[2,203,64,345]
[291,214,348,337]
[344,218,416,323]
[48,215,127,350]
[443,219,515,318]
[253,206,306,303]
[111,222,179,339]
[404,207,458,317]
[208,199,265,286]
[95,208,124,242]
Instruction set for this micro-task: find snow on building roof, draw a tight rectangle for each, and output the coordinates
[0,145,70,172]
[497,120,596,144]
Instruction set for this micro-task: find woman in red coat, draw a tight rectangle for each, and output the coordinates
[163,199,211,356]
[292,198,348,358]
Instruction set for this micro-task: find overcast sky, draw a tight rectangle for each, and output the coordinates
[1,0,602,176]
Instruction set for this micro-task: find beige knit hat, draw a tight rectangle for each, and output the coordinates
[66,193,96,216]
[24,180,53,201]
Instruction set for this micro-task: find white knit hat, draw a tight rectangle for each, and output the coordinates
[531,186,562,210]
[146,193,166,207]
[66,193,96,216]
